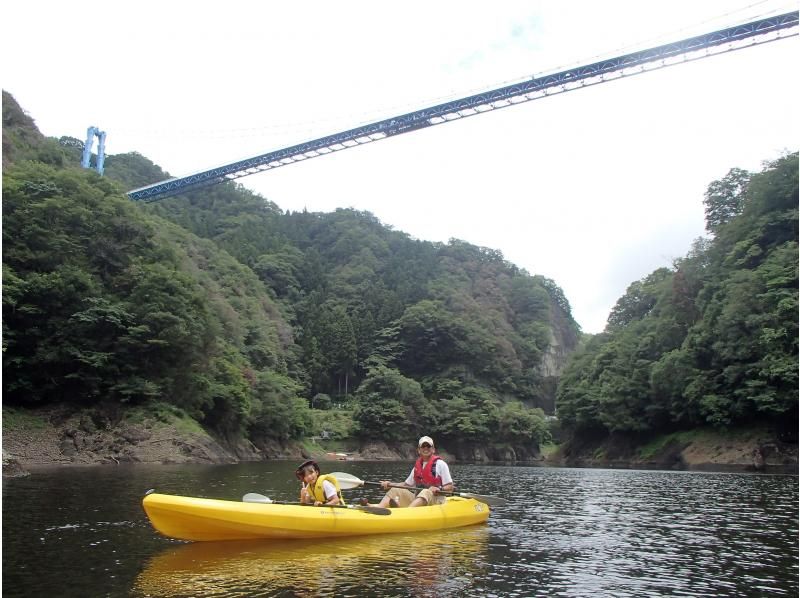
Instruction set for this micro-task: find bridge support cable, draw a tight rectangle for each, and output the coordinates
[128,11,798,202]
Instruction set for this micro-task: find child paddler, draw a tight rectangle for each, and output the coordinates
[296,460,346,506]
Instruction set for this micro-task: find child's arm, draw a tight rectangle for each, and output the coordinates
[320,480,341,505]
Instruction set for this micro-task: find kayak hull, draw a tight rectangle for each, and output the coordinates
[142,493,490,542]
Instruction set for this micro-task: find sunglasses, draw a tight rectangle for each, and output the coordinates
[420,443,432,448]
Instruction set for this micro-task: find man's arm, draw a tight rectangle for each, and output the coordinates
[380,469,416,490]
[435,461,454,493]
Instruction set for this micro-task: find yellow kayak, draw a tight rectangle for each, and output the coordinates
[142,493,490,542]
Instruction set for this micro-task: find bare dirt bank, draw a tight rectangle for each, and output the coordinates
[4,407,796,477]
[1,406,391,477]
[3,407,222,474]
[1,406,540,478]
[551,427,798,473]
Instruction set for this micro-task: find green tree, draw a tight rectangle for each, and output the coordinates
[497,401,551,445]
[352,367,432,440]
[558,153,798,437]
[703,167,751,235]
[606,269,671,331]
[249,371,311,440]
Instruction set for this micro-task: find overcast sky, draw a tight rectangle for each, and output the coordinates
[3,1,797,332]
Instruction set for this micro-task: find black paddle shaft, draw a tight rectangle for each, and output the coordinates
[363,481,507,506]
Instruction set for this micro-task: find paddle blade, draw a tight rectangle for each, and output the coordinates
[242,493,273,504]
[458,492,508,507]
[330,472,365,490]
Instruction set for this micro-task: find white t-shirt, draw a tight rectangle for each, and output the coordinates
[403,458,453,487]
[321,480,337,500]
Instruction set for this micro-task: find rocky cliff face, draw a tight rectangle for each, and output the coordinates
[535,303,581,413]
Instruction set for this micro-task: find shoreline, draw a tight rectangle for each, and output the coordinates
[8,459,798,479]
[6,449,798,478]
[3,406,797,478]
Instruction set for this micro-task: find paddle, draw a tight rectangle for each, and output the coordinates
[330,472,509,507]
[241,493,391,515]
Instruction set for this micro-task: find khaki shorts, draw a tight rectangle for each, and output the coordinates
[385,487,446,507]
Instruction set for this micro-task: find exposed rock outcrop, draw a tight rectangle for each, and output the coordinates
[553,428,799,472]
[536,303,581,413]
[2,450,29,478]
[6,406,793,475]
[2,406,244,472]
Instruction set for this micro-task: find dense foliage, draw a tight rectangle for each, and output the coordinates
[557,154,798,439]
[3,92,575,450]
[133,161,579,447]
[1,160,303,439]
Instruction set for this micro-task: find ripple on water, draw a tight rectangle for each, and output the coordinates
[2,463,797,597]
[481,467,797,596]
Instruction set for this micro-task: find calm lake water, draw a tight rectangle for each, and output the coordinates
[2,462,797,597]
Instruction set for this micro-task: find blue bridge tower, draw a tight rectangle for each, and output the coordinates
[81,126,106,175]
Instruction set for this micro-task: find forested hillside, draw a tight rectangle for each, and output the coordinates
[557,153,798,446]
[3,91,578,456]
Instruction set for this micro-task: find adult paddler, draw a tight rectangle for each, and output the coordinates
[376,436,454,508]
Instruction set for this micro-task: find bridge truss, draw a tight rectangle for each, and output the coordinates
[128,11,798,202]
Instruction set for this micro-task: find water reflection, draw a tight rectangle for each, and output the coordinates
[133,525,489,597]
[3,464,797,597]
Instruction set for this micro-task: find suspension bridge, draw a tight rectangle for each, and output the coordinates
[126,11,798,203]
